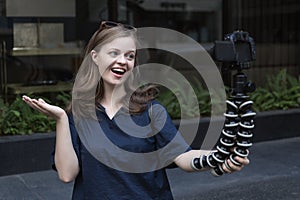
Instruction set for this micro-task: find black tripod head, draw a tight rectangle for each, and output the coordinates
[192,31,257,176]
[209,31,256,97]
[213,30,256,70]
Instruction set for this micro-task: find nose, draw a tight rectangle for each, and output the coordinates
[116,54,127,65]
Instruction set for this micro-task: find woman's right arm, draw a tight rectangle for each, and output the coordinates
[54,113,80,182]
[22,95,80,182]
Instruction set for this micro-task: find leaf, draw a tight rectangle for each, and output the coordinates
[10,110,21,117]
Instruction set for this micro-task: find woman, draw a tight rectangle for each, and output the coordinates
[23,21,249,199]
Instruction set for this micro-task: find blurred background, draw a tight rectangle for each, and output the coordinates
[0,0,299,97]
[0,2,299,199]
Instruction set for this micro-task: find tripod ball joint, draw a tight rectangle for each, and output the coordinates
[244,82,256,93]
[197,30,257,176]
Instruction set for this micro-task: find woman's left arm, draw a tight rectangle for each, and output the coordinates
[174,150,250,173]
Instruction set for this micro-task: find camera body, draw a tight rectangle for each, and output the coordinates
[191,31,257,176]
[213,31,256,69]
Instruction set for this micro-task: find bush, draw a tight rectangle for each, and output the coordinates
[156,81,209,119]
[0,92,71,135]
[158,69,300,119]
[250,69,300,111]
[156,77,225,119]
[0,69,299,135]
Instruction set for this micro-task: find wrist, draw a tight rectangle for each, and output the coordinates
[56,111,68,122]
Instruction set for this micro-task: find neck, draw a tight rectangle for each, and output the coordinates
[100,83,127,119]
[101,83,126,109]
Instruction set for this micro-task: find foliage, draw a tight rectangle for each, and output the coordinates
[0,92,71,135]
[55,91,72,109]
[157,78,213,119]
[0,96,54,135]
[250,69,300,111]
[158,69,300,119]
[158,77,205,119]
[0,69,299,135]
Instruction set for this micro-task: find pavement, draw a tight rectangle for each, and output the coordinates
[0,137,299,200]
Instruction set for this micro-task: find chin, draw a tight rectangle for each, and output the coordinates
[110,79,127,86]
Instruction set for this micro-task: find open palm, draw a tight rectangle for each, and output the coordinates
[22,95,66,120]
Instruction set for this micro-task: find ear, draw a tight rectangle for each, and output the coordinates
[91,50,98,65]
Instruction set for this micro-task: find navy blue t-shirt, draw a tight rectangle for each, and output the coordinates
[53,100,191,200]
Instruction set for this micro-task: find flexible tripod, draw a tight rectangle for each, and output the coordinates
[191,67,256,176]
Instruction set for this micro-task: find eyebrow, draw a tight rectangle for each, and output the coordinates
[108,48,136,53]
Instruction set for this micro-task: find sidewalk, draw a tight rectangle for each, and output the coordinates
[0,137,299,200]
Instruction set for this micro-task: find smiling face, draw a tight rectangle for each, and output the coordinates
[91,36,136,87]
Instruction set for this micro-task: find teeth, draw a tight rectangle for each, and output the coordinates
[113,68,125,72]
[111,68,126,75]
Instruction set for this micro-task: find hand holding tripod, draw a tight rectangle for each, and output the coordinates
[191,31,256,176]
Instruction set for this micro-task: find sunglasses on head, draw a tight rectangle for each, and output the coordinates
[99,21,136,31]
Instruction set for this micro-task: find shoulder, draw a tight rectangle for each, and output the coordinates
[148,99,166,110]
[147,100,173,127]
[149,99,168,112]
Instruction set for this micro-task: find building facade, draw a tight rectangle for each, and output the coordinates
[0,0,299,96]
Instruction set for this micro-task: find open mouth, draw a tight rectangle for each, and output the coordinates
[111,68,126,75]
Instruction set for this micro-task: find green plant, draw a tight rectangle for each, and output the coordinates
[55,91,71,109]
[0,91,72,135]
[250,69,300,111]
[0,69,299,135]
[158,69,300,119]
[0,96,55,135]
[157,78,213,119]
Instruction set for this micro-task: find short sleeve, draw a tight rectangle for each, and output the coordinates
[150,101,191,166]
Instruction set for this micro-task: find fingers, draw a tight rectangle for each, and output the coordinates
[33,99,51,114]
[234,156,250,165]
[222,156,250,173]
[222,159,235,173]
[23,95,66,120]
[23,95,47,107]
[22,95,38,109]
[37,98,46,104]
[22,95,50,115]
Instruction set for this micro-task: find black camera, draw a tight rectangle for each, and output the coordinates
[192,31,257,176]
[212,31,256,69]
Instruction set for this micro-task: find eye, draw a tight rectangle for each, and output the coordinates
[108,51,119,57]
[126,52,136,61]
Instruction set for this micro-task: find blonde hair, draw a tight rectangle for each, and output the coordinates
[68,26,158,118]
